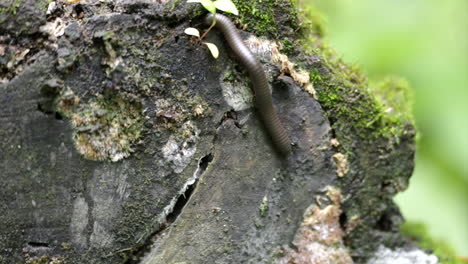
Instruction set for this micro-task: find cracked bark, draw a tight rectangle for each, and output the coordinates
[0,0,418,264]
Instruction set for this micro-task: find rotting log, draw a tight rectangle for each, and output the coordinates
[0,0,424,263]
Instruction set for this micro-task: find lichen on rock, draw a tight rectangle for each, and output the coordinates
[162,121,200,174]
[69,91,144,162]
[245,36,317,99]
[219,65,254,111]
[279,187,353,264]
[154,89,211,130]
[332,152,349,177]
[25,256,65,264]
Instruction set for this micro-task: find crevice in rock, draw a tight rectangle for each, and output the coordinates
[339,211,348,230]
[124,153,213,263]
[375,205,402,232]
[54,111,63,120]
[27,241,49,248]
[167,153,212,223]
[0,32,48,82]
[218,110,241,129]
[73,4,86,19]
[376,213,392,232]
[37,102,54,115]
[37,78,63,119]
[37,102,63,120]
[166,180,195,223]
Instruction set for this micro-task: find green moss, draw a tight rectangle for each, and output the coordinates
[111,166,158,261]
[231,0,298,37]
[298,34,415,152]
[25,256,65,264]
[115,197,153,244]
[169,0,181,11]
[370,76,415,143]
[65,91,144,162]
[259,196,269,217]
[55,87,80,117]
[292,0,326,38]
[401,222,465,264]
[371,77,413,124]
[289,7,417,255]
[37,0,53,12]
[280,38,295,54]
[284,1,415,153]
[61,242,72,250]
[0,0,24,15]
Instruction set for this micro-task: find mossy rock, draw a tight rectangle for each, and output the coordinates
[0,0,418,263]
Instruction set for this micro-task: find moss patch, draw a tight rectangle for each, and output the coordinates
[68,91,144,162]
[290,2,417,259]
[401,222,466,264]
[300,38,415,153]
[293,0,326,38]
[37,0,53,12]
[0,0,24,15]
[259,196,269,217]
[370,76,414,141]
[231,0,298,37]
[25,256,64,264]
[154,90,211,132]
[281,1,415,152]
[0,0,51,15]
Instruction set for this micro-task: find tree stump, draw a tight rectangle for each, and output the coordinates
[0,0,421,263]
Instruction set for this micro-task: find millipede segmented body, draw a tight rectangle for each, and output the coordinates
[205,13,292,155]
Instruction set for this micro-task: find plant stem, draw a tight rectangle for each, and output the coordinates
[200,17,216,41]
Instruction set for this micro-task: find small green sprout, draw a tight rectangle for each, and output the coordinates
[203,42,219,59]
[184,27,201,38]
[184,27,219,58]
[184,0,238,59]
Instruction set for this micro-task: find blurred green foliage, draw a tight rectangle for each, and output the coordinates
[310,0,468,256]
[401,222,466,264]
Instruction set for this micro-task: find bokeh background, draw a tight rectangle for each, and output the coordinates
[310,0,468,255]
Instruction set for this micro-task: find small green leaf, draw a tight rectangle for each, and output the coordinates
[204,42,219,59]
[184,27,201,38]
[213,0,238,15]
[187,0,216,13]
